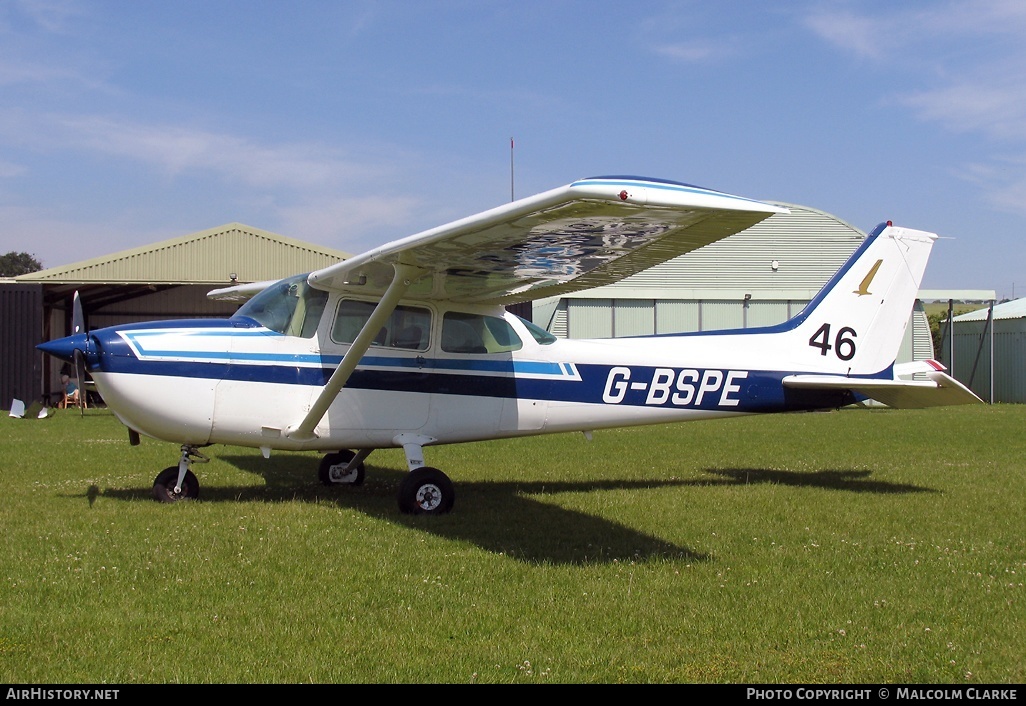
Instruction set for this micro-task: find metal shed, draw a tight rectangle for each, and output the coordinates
[943,298,1026,404]
[3,223,351,410]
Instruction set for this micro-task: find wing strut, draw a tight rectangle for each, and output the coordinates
[287,262,426,441]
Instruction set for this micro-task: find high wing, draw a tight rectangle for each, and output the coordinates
[304,176,788,302]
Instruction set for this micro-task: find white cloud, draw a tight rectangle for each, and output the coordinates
[4,112,396,193]
[4,0,88,35]
[803,9,885,60]
[900,77,1026,142]
[803,0,1026,210]
[804,1,1026,59]
[957,156,1026,216]
[277,193,427,255]
[0,59,81,86]
[653,40,735,63]
[0,159,25,178]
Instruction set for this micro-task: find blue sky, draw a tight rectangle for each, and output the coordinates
[2,1,1025,296]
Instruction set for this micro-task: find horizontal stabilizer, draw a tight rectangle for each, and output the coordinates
[783,365,983,409]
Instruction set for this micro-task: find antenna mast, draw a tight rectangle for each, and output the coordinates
[510,137,515,201]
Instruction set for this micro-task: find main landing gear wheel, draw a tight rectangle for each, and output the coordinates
[318,450,365,486]
[397,467,454,515]
[152,466,199,502]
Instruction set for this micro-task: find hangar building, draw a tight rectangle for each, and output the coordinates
[2,223,351,410]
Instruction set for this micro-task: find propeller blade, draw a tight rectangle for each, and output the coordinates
[72,291,84,335]
[72,291,87,414]
[74,348,86,416]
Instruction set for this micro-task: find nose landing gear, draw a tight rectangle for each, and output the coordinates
[152,445,208,502]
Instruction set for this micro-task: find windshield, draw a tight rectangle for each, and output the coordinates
[517,315,557,345]
[233,273,329,337]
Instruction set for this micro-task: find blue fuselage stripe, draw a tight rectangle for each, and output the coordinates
[93,354,851,413]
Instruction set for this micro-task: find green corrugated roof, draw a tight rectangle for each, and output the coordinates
[15,223,352,285]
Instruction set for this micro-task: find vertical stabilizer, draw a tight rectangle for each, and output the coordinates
[782,223,936,376]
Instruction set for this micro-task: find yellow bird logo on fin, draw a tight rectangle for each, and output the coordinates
[854,259,883,296]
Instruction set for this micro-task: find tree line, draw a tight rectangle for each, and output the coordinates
[0,252,43,277]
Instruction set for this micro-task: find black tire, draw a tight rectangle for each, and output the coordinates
[397,467,454,515]
[318,450,365,486]
[152,466,200,502]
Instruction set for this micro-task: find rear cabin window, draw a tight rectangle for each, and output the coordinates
[441,312,522,354]
[331,300,431,351]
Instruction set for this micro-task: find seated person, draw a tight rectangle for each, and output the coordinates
[60,374,80,407]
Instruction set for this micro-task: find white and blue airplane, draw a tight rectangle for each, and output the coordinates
[38,176,981,514]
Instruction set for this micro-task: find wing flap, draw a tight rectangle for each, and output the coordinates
[308,176,787,304]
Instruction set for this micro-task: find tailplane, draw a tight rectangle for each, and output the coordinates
[783,359,982,408]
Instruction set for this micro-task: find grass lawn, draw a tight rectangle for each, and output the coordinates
[0,403,1022,683]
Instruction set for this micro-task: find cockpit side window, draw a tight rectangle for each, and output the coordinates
[232,274,328,338]
[331,300,431,351]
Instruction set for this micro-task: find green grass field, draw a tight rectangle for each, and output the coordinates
[1,404,1023,683]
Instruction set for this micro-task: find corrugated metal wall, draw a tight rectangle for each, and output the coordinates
[89,285,240,329]
[946,317,1026,403]
[565,299,814,337]
[607,203,867,294]
[567,299,613,338]
[557,294,928,370]
[903,301,934,369]
[1,284,43,410]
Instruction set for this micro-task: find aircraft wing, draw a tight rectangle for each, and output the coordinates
[306,176,788,305]
[207,279,278,302]
[782,360,983,408]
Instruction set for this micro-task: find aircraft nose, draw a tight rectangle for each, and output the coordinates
[37,332,91,362]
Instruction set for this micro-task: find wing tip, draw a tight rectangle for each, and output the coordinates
[571,176,788,214]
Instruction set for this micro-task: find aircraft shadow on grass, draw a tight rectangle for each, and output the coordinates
[85,456,937,566]
[700,468,939,495]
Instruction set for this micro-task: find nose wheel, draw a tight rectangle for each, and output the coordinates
[152,445,207,502]
[318,449,367,486]
[152,466,199,502]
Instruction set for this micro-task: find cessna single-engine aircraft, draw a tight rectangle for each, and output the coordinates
[38,176,981,514]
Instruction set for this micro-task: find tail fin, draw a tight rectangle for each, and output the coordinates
[783,222,936,376]
[778,222,983,407]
